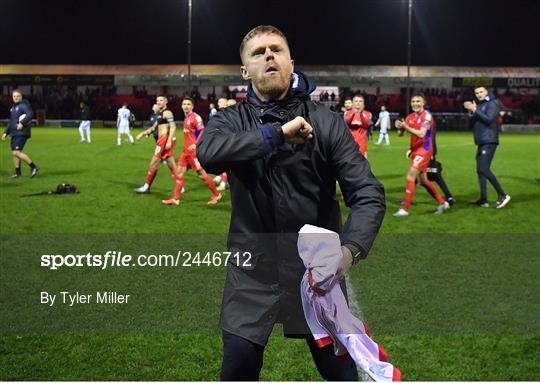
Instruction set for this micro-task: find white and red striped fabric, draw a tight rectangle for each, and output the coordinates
[298,224,401,382]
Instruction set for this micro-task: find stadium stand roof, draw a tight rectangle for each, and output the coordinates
[1,65,539,77]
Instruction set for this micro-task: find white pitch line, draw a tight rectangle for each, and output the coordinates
[346,274,373,381]
[345,274,364,320]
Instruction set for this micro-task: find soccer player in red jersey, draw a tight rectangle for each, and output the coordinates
[133,95,183,204]
[171,97,221,205]
[393,93,450,217]
[344,95,372,158]
[342,97,353,121]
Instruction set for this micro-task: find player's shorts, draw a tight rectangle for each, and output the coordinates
[178,151,202,171]
[118,121,130,134]
[11,135,28,151]
[79,120,91,130]
[410,150,432,172]
[153,135,176,160]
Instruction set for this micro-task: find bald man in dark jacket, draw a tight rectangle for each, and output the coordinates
[2,89,39,178]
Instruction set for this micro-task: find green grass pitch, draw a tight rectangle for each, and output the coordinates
[1,127,539,380]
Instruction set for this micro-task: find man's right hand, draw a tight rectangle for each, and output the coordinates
[1,133,6,141]
[281,116,313,145]
[136,132,145,141]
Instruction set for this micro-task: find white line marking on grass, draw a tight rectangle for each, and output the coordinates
[346,274,373,381]
[345,274,364,320]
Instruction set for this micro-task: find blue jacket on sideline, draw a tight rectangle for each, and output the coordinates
[6,99,34,138]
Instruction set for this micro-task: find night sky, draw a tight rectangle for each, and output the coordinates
[1,0,539,67]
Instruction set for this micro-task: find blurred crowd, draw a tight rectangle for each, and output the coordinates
[1,84,538,124]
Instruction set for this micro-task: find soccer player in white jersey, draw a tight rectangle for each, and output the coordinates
[116,102,134,145]
[375,105,391,145]
[78,101,92,143]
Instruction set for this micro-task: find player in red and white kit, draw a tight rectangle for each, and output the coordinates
[163,97,221,205]
[393,93,450,217]
[133,95,183,203]
[342,97,353,121]
[344,95,372,158]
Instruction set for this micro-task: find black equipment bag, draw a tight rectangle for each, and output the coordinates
[21,183,79,197]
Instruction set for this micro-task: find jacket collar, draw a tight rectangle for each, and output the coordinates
[480,92,495,103]
[247,71,316,107]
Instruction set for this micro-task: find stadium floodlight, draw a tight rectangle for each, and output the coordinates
[187,0,193,93]
[406,0,413,116]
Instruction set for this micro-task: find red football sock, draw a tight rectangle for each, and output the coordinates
[221,172,228,183]
[203,174,219,195]
[403,179,416,212]
[170,169,184,200]
[146,167,158,186]
[421,180,445,204]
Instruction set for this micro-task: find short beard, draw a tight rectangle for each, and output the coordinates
[255,73,291,101]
